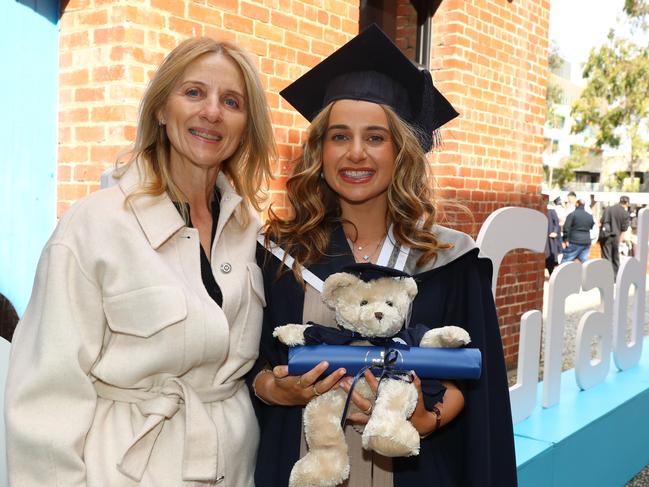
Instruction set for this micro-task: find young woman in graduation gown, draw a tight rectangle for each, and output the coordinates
[250,25,518,487]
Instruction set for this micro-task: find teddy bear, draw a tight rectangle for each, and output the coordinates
[273,267,471,487]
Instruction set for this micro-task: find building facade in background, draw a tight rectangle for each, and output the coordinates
[544,56,649,194]
[17,0,551,365]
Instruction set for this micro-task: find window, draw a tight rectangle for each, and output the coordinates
[575,172,599,184]
[360,0,443,69]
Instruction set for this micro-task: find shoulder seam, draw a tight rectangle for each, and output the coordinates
[46,242,101,293]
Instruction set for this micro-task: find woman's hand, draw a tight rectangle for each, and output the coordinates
[339,370,465,435]
[255,361,346,406]
[410,373,464,437]
[339,369,377,424]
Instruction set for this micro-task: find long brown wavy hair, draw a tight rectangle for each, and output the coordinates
[264,101,452,278]
[116,37,275,224]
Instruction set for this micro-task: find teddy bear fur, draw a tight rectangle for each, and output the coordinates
[273,272,471,487]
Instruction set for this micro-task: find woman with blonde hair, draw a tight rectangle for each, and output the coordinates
[6,37,274,486]
[251,25,517,487]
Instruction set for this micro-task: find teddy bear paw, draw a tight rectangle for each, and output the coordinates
[272,324,309,346]
[289,449,350,487]
[363,420,420,457]
[420,325,471,348]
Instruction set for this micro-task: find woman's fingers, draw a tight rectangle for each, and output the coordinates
[346,412,370,425]
[297,362,346,395]
[315,367,347,394]
[272,365,289,379]
[364,369,379,393]
[269,362,355,405]
[409,371,435,436]
[339,378,374,418]
[411,371,426,411]
[298,361,330,388]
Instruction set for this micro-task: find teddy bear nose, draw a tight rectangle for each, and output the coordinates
[374,312,383,320]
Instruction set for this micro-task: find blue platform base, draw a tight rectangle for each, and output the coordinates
[515,336,649,487]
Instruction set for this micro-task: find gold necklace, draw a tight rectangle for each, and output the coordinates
[348,235,386,263]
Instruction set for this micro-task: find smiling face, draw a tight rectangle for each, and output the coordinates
[322,99,396,209]
[161,52,247,174]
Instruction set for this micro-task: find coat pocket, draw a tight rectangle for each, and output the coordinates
[97,286,188,383]
[103,286,187,337]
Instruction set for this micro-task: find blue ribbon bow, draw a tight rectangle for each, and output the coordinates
[339,347,412,428]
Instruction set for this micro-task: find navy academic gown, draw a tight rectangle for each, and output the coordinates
[250,225,517,487]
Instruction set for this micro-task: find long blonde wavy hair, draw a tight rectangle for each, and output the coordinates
[264,101,451,277]
[116,37,275,221]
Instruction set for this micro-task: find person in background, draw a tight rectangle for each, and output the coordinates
[620,204,637,257]
[588,194,601,244]
[562,199,595,263]
[565,190,577,215]
[545,202,562,275]
[250,25,517,487]
[5,37,274,486]
[552,195,567,229]
[588,194,598,215]
[600,195,631,277]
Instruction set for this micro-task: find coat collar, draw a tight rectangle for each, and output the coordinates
[118,162,244,250]
[212,171,243,246]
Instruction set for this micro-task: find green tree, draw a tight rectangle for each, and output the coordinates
[544,42,566,189]
[571,31,649,182]
[544,147,588,189]
[624,0,649,27]
[624,0,649,16]
[546,41,564,122]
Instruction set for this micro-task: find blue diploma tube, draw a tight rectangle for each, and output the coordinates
[288,345,482,380]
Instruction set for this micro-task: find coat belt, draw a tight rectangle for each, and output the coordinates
[94,378,243,482]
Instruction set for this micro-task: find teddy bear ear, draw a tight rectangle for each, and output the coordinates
[322,272,360,305]
[402,277,418,299]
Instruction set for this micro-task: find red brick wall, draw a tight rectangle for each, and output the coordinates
[59,1,160,215]
[428,0,550,365]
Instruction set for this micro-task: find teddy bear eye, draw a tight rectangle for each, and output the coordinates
[360,300,368,306]
[386,301,393,306]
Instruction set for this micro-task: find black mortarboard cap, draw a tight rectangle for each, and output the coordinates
[339,263,411,282]
[280,24,459,152]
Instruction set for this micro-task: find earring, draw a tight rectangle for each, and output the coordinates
[158,119,166,126]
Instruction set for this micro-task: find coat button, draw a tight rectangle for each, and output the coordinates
[220,262,232,274]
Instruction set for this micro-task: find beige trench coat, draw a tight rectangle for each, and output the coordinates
[5,163,265,486]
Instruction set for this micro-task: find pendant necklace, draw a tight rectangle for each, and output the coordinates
[349,234,386,263]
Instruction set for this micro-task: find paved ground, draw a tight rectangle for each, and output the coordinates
[527,274,649,486]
